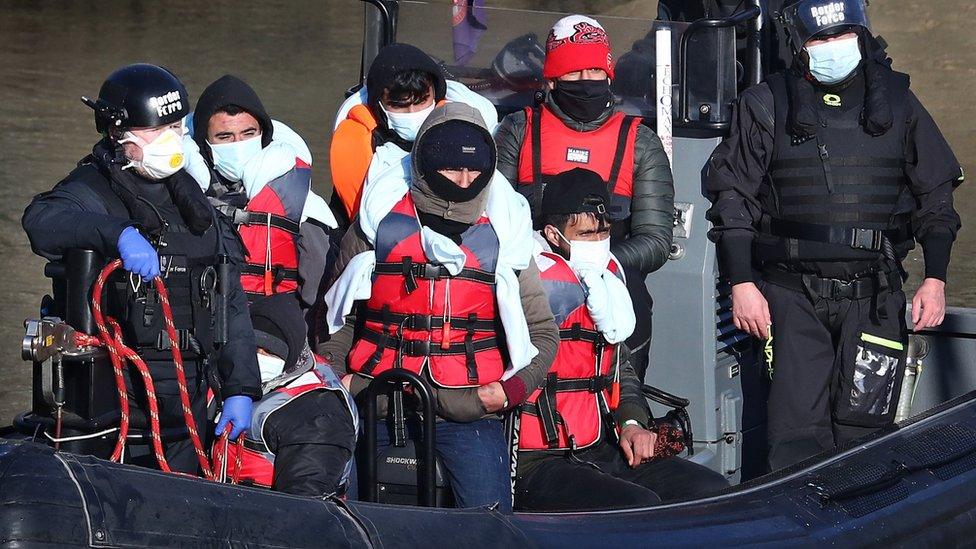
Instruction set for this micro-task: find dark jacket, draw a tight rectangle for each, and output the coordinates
[495,94,675,276]
[705,66,963,284]
[319,103,560,423]
[22,145,262,400]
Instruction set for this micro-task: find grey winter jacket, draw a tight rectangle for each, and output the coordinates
[319,102,560,423]
[494,95,675,275]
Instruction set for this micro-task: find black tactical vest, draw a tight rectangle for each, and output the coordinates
[78,166,221,365]
[755,69,914,272]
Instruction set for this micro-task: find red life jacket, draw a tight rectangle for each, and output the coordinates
[212,355,358,489]
[519,251,621,451]
[516,105,640,222]
[237,158,311,297]
[346,193,505,388]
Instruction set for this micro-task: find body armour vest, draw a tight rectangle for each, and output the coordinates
[214,355,358,490]
[756,69,914,271]
[237,158,311,298]
[519,252,620,451]
[517,105,640,228]
[81,170,221,365]
[346,193,506,388]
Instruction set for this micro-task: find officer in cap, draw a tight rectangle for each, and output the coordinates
[704,0,964,470]
[22,63,262,473]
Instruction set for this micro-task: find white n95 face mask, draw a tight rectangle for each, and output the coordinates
[557,230,611,274]
[209,136,263,182]
[806,36,862,85]
[119,128,186,180]
[380,102,435,142]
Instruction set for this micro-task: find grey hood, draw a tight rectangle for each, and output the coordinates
[409,102,497,225]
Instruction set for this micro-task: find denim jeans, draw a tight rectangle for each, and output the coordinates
[373,417,512,512]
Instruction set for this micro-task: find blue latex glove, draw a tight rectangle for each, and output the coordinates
[216,395,253,439]
[117,226,160,280]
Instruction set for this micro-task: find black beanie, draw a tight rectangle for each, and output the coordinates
[418,120,495,203]
[249,294,307,372]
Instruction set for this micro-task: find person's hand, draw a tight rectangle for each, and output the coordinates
[117,226,160,280]
[477,381,508,413]
[619,424,657,468]
[216,395,253,439]
[912,278,946,331]
[731,282,771,339]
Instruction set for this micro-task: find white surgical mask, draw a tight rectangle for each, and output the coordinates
[557,229,611,274]
[119,128,185,180]
[209,136,263,182]
[256,353,286,384]
[380,102,435,142]
[805,36,862,85]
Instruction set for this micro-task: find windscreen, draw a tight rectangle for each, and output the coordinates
[396,1,663,117]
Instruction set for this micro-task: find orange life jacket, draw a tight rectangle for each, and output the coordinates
[237,158,311,297]
[519,252,621,451]
[517,105,640,222]
[330,104,378,221]
[346,193,505,388]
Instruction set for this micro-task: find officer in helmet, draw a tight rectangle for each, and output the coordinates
[22,64,262,473]
[704,0,964,470]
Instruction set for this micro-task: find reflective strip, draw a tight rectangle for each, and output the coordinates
[860,333,904,351]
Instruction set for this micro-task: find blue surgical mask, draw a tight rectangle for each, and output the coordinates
[805,36,862,85]
[209,136,263,181]
[380,102,435,142]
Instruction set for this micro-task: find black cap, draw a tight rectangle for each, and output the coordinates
[781,0,870,52]
[539,168,610,216]
[249,294,307,372]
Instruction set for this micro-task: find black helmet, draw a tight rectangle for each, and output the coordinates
[82,63,189,134]
[781,0,870,52]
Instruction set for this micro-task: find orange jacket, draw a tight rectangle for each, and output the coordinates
[330,104,378,221]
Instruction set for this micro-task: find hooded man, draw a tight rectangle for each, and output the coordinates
[22,64,261,473]
[321,102,559,512]
[185,75,337,322]
[704,0,964,470]
[515,168,728,511]
[330,43,499,225]
[494,15,676,383]
[214,293,357,497]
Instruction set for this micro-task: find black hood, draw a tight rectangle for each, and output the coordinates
[365,44,447,149]
[192,74,274,163]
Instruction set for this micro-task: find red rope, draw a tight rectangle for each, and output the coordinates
[87,259,242,481]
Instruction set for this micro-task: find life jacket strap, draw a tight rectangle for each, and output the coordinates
[362,310,496,332]
[236,211,301,235]
[359,327,499,357]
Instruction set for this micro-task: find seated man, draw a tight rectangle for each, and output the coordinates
[321,102,559,512]
[514,168,728,511]
[216,293,358,496]
[330,43,499,225]
[184,74,338,318]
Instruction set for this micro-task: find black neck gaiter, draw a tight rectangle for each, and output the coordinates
[551,79,613,123]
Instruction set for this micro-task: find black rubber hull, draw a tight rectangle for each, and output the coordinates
[4,392,976,548]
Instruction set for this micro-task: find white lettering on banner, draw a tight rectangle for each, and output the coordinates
[566,147,590,164]
[149,90,183,118]
[811,2,846,27]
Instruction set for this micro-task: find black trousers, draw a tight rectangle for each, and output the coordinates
[762,281,908,471]
[263,390,357,497]
[514,440,729,511]
[123,369,209,474]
